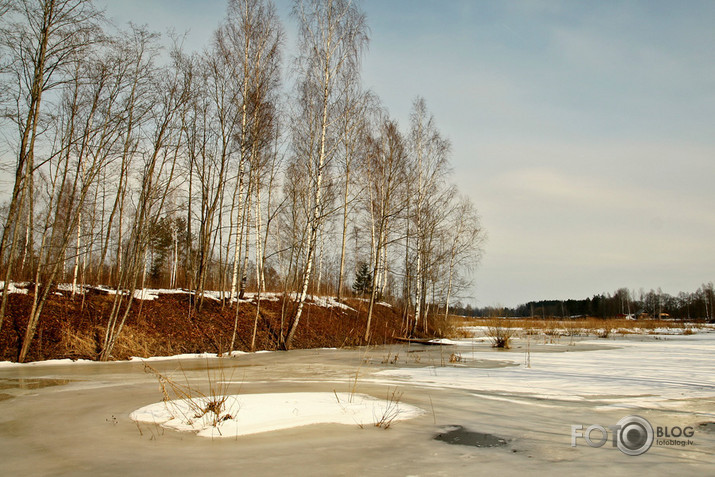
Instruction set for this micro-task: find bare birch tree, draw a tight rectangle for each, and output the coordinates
[363,117,407,341]
[335,80,372,301]
[101,45,189,360]
[283,0,367,349]
[0,0,102,333]
[407,97,450,335]
[19,35,129,361]
[442,194,484,320]
[95,26,157,288]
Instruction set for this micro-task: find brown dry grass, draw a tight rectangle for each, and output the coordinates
[0,291,410,361]
[458,316,701,338]
[112,325,167,359]
[59,326,97,358]
[427,314,472,339]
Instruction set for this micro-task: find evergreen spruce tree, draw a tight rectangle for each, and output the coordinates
[352,262,373,296]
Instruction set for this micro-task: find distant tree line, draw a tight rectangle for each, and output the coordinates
[0,0,485,360]
[453,284,715,321]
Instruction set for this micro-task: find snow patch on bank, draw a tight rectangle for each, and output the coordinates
[0,357,97,367]
[0,283,362,314]
[130,392,423,438]
[308,295,355,312]
[0,351,263,367]
[129,351,252,362]
[0,281,29,295]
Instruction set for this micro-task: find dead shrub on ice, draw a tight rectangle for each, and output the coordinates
[143,359,237,429]
[485,317,514,349]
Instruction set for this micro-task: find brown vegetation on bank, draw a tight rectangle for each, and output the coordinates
[458,316,705,336]
[0,290,413,362]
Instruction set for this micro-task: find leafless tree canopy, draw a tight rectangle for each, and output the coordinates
[0,0,485,360]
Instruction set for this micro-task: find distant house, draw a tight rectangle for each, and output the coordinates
[634,311,670,320]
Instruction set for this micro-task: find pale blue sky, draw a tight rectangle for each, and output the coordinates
[99,0,715,307]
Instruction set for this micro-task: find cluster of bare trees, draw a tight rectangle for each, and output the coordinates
[0,0,484,360]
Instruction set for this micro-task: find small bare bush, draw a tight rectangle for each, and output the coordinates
[144,358,236,428]
[382,351,399,365]
[449,352,463,363]
[374,387,403,429]
[485,318,514,349]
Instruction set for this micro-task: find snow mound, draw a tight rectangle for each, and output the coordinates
[309,296,356,312]
[130,392,423,438]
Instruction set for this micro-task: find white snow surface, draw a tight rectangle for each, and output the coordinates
[0,351,255,367]
[130,392,423,438]
[0,283,361,313]
[0,281,29,294]
[0,358,95,367]
[373,333,715,410]
[308,295,355,311]
[128,351,251,362]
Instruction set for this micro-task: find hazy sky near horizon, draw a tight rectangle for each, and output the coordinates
[98,0,715,307]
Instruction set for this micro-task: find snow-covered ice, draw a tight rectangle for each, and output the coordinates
[1,334,714,475]
[130,392,423,438]
[372,333,715,410]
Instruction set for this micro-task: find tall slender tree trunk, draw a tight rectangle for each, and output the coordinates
[71,213,82,296]
[0,23,48,329]
[336,153,350,301]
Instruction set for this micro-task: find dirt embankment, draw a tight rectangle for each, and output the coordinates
[0,290,408,362]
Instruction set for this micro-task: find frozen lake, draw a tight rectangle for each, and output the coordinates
[1,332,714,475]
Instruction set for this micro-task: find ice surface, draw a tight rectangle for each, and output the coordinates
[373,333,715,409]
[1,338,713,474]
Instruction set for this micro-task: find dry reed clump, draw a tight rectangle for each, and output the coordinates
[382,351,400,365]
[374,387,403,429]
[428,314,472,339]
[144,359,237,429]
[485,318,514,349]
[543,320,563,337]
[449,352,463,363]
